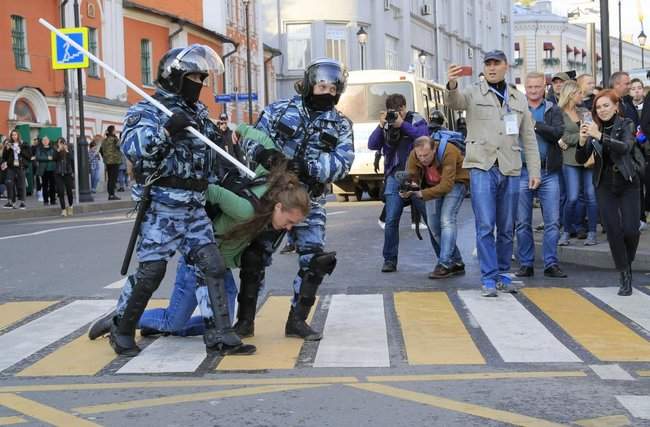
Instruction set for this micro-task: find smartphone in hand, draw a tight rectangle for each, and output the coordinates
[458,66,473,77]
[581,111,593,124]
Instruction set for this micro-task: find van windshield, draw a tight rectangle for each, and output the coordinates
[337,82,414,123]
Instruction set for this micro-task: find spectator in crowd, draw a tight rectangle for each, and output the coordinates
[100,125,121,200]
[639,81,650,222]
[31,137,42,202]
[547,72,569,104]
[594,86,603,97]
[577,74,596,111]
[515,72,567,278]
[2,129,30,209]
[576,89,641,296]
[446,50,541,297]
[54,138,74,216]
[117,151,128,192]
[368,93,429,272]
[631,79,645,117]
[630,78,648,230]
[215,113,245,178]
[88,141,101,193]
[405,135,468,279]
[610,71,639,127]
[36,136,57,206]
[0,135,6,200]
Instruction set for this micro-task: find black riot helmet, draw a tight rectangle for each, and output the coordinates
[294,58,348,105]
[429,110,446,128]
[156,44,224,103]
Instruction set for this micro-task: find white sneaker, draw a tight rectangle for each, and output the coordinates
[378,219,385,230]
[37,190,43,202]
[640,221,647,232]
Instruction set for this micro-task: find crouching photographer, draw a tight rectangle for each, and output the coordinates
[368,93,429,272]
[403,135,469,279]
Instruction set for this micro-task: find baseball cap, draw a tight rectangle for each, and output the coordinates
[552,72,570,82]
[483,50,508,63]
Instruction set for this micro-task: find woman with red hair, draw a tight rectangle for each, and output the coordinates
[576,89,643,296]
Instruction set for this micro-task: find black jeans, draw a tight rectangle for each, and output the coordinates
[55,174,74,209]
[596,171,641,271]
[41,171,57,204]
[5,168,26,203]
[106,164,120,196]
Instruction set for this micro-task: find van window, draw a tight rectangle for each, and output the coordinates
[337,82,414,123]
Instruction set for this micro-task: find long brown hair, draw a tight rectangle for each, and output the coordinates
[591,89,622,128]
[223,161,310,241]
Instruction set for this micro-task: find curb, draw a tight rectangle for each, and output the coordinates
[534,240,650,271]
[0,200,135,221]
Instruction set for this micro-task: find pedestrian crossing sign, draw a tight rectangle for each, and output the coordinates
[50,27,89,70]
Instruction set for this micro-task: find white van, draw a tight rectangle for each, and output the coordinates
[334,70,455,201]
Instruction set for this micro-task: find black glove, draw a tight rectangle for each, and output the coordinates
[255,147,284,170]
[287,159,305,178]
[373,151,382,174]
[164,112,196,137]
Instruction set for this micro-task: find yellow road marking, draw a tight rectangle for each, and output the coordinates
[0,393,99,427]
[573,415,631,427]
[217,296,317,370]
[394,292,484,365]
[74,384,327,415]
[0,417,26,426]
[347,383,565,427]
[15,299,168,377]
[0,376,357,393]
[523,288,650,361]
[367,370,588,382]
[637,370,650,377]
[0,301,58,331]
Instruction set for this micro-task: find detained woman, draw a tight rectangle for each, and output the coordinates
[576,89,642,296]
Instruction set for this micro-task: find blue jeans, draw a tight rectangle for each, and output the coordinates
[90,167,100,192]
[470,167,520,286]
[382,174,406,263]
[138,257,238,336]
[515,167,560,269]
[118,168,128,188]
[563,165,598,233]
[425,183,466,267]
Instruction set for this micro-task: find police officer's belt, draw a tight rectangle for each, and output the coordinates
[135,175,208,192]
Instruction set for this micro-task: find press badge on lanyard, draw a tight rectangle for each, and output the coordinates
[490,85,518,135]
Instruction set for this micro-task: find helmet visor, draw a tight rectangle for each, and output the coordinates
[172,44,225,96]
[306,62,348,94]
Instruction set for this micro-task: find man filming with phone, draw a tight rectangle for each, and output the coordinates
[368,93,429,272]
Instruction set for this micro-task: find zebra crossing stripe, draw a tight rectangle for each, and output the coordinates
[218,296,316,371]
[0,300,116,372]
[524,288,650,362]
[0,301,58,331]
[584,287,650,332]
[314,294,390,368]
[117,336,206,374]
[616,395,650,420]
[394,292,484,365]
[458,290,580,363]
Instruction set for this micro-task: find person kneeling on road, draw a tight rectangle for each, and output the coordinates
[403,135,469,279]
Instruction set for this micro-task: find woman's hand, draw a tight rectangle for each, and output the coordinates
[558,138,568,150]
[579,124,589,146]
[584,121,602,141]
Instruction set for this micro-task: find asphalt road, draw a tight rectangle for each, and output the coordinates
[1,199,649,426]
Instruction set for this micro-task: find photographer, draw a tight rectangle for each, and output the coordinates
[404,135,469,278]
[368,93,429,272]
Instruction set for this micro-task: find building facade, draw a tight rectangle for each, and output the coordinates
[513,1,646,85]
[0,0,267,141]
[262,0,514,99]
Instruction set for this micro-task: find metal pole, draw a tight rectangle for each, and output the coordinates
[588,23,597,81]
[38,18,255,178]
[73,0,93,202]
[600,0,612,87]
[361,44,365,70]
[244,1,254,125]
[69,71,79,204]
[643,48,645,68]
[618,0,623,71]
[60,0,71,144]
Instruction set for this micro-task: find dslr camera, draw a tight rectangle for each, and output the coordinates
[394,171,420,193]
[384,110,399,129]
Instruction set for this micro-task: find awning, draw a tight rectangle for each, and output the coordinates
[543,42,554,51]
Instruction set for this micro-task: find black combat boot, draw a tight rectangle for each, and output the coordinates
[232,244,266,338]
[285,297,322,341]
[87,310,115,340]
[233,297,257,338]
[617,265,633,296]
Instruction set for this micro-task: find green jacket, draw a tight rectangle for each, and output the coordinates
[561,110,584,167]
[208,123,279,268]
[36,145,56,175]
[100,135,122,165]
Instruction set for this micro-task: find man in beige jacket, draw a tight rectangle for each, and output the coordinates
[445,50,541,297]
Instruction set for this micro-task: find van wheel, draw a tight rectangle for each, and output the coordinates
[335,194,349,202]
[354,188,364,201]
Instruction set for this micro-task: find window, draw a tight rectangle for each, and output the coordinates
[514,42,521,60]
[337,82,414,123]
[11,15,29,70]
[140,39,153,86]
[14,99,36,122]
[88,27,99,77]
[286,24,311,71]
[385,35,399,70]
[326,25,347,65]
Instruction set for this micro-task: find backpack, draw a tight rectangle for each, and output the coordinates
[432,129,466,163]
[205,170,266,221]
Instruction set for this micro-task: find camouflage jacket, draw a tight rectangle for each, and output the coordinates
[243,95,355,191]
[120,88,219,207]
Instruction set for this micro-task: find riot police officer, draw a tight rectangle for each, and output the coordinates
[238,58,354,341]
[110,44,254,357]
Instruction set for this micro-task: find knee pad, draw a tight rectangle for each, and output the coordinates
[188,243,225,280]
[308,251,337,277]
[135,260,167,293]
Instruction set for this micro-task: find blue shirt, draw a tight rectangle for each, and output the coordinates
[528,101,549,164]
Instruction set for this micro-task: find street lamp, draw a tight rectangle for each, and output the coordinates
[639,28,647,68]
[418,50,427,78]
[356,26,368,70]
[242,0,253,124]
